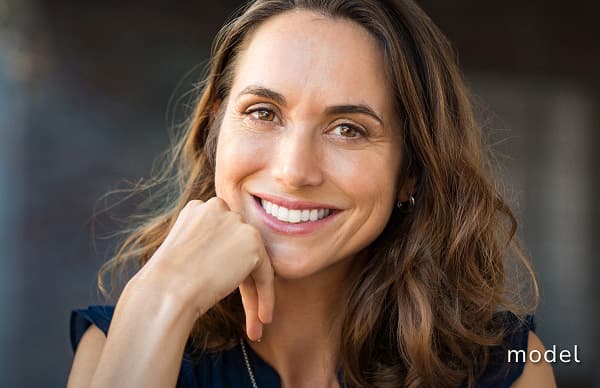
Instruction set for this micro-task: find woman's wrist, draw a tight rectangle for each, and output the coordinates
[119,272,202,332]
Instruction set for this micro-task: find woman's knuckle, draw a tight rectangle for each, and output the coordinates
[181,199,202,213]
[188,199,204,207]
[207,197,227,210]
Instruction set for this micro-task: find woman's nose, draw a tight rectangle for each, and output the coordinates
[270,129,324,189]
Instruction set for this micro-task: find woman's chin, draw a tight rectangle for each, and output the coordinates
[268,253,318,280]
[265,243,351,281]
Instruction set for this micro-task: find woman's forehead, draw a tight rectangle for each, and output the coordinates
[230,10,393,117]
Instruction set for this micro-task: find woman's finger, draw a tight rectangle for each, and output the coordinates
[239,277,263,341]
[252,242,274,325]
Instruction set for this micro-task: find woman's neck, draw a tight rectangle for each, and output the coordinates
[248,260,353,388]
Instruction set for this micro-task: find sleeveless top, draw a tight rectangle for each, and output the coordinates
[70,306,534,387]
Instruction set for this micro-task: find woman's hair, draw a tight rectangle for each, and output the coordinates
[98,0,538,386]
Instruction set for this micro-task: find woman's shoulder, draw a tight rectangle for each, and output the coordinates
[69,305,256,388]
[473,312,543,387]
[510,331,557,388]
[70,305,115,351]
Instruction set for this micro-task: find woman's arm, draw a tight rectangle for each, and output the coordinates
[67,282,198,388]
[511,332,557,388]
[67,198,274,388]
[67,325,106,388]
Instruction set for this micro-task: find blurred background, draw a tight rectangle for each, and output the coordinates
[0,0,598,386]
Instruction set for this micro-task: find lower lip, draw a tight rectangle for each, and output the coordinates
[252,196,341,236]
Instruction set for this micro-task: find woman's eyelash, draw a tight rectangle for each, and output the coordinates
[331,123,368,139]
[244,107,276,118]
[242,107,368,139]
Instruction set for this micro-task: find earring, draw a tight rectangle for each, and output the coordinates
[396,194,415,213]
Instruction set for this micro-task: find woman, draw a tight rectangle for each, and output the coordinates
[68,0,556,387]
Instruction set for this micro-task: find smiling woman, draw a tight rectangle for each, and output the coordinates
[215,13,403,282]
[67,1,555,388]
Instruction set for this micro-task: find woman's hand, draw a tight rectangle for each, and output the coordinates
[68,197,274,388]
[131,197,274,340]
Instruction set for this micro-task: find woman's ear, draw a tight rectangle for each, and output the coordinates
[397,176,417,203]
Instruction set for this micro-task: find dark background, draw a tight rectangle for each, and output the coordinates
[1,1,598,386]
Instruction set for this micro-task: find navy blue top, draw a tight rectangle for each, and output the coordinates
[70,306,534,387]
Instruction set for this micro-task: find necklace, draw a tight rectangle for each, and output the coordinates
[240,337,259,388]
[240,338,344,388]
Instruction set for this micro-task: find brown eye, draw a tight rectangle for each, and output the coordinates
[336,124,362,138]
[256,109,275,121]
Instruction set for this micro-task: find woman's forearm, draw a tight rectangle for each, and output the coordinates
[88,279,199,388]
[75,198,273,387]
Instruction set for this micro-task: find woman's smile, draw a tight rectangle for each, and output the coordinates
[250,192,342,235]
[214,10,403,279]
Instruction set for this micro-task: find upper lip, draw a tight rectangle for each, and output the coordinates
[252,193,340,210]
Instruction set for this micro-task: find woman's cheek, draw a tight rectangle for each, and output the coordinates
[323,146,394,190]
[215,128,271,194]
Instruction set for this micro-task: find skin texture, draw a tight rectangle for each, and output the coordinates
[67,10,555,388]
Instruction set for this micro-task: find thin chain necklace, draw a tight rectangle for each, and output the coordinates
[240,337,259,388]
[240,337,343,388]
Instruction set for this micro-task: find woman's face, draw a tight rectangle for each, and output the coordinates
[215,10,404,279]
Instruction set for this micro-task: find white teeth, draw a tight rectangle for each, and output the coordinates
[259,197,332,223]
[278,206,288,220]
[289,209,301,223]
[301,209,310,221]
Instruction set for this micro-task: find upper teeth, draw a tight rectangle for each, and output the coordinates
[260,198,331,223]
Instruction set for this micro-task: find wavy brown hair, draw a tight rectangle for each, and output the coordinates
[98,0,538,386]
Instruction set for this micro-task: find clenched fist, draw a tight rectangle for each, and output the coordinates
[130,197,274,340]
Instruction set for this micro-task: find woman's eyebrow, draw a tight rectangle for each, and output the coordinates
[237,85,384,126]
[325,105,384,127]
[237,85,287,106]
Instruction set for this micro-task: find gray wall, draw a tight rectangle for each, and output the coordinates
[1,1,598,386]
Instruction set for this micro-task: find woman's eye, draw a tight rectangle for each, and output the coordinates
[333,124,365,138]
[252,109,275,121]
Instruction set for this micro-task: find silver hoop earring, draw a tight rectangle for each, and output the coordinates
[396,194,415,213]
